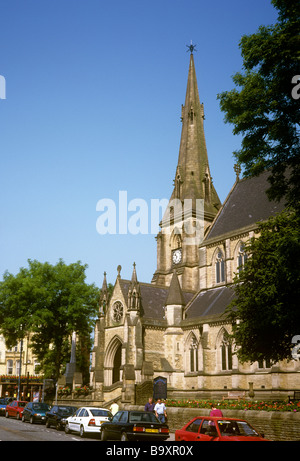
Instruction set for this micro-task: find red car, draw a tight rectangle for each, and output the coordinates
[5,400,27,420]
[175,416,269,441]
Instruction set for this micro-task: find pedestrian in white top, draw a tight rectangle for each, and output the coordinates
[154,398,167,423]
[110,401,119,416]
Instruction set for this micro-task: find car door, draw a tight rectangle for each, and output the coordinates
[49,406,57,425]
[181,418,202,441]
[105,411,123,440]
[7,402,13,416]
[69,408,83,432]
[199,420,219,441]
[77,408,89,432]
[115,411,129,439]
[24,403,32,421]
[13,401,18,417]
[7,401,12,416]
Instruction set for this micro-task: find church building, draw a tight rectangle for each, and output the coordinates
[90,50,299,404]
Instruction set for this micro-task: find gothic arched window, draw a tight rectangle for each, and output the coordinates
[189,335,199,373]
[221,332,233,371]
[237,243,248,273]
[215,250,225,284]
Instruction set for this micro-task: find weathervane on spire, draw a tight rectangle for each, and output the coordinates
[186,40,197,54]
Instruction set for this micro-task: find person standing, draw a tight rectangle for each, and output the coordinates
[209,404,223,417]
[144,397,155,412]
[110,401,119,416]
[154,398,167,423]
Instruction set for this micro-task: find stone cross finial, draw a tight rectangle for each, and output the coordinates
[234,163,242,181]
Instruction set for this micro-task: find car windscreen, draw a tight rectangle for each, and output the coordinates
[58,407,77,415]
[218,420,259,437]
[90,409,111,417]
[129,412,159,423]
[18,402,27,407]
[32,403,49,410]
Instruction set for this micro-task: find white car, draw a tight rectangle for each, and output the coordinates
[65,406,112,437]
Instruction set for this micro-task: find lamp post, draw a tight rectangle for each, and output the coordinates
[17,325,24,400]
[17,338,23,400]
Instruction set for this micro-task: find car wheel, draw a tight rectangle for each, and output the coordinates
[30,416,34,424]
[22,415,26,422]
[5,411,9,418]
[56,422,61,431]
[65,423,71,434]
[80,425,85,438]
[17,413,20,420]
[45,419,50,428]
[101,429,107,441]
[121,432,128,441]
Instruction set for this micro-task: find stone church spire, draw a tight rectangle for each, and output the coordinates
[152,49,222,292]
[172,50,221,217]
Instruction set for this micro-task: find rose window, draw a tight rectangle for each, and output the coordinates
[112,301,123,322]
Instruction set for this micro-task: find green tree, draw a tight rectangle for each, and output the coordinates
[0,259,99,381]
[226,210,300,363]
[217,0,300,210]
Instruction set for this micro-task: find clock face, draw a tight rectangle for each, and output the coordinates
[172,249,182,264]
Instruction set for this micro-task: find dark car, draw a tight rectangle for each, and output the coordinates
[22,402,51,424]
[0,397,13,416]
[45,405,77,430]
[100,410,169,441]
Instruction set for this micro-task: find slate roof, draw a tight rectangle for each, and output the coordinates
[184,285,236,322]
[205,171,285,241]
[119,279,194,321]
[118,279,235,325]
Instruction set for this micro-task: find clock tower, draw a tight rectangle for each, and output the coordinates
[152,48,221,291]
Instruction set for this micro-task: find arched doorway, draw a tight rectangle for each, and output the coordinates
[113,343,122,383]
[104,336,123,386]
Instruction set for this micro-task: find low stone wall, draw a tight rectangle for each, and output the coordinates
[123,404,300,442]
[56,396,108,408]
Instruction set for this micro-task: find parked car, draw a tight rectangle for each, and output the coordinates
[175,416,268,441]
[100,410,169,441]
[0,398,12,416]
[22,402,51,424]
[65,406,112,438]
[5,400,27,420]
[45,405,78,430]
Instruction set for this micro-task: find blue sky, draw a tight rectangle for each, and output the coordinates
[0,0,278,288]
